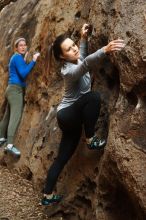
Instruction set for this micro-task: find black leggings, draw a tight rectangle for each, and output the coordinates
[44,91,101,194]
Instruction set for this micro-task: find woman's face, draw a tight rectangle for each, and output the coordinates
[60,38,80,62]
[16,40,27,55]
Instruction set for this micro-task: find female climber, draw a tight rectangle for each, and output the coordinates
[0,37,40,157]
[41,24,125,205]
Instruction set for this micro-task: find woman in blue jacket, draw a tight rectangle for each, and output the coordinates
[0,37,40,156]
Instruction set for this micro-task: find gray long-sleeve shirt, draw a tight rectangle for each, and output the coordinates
[57,40,106,112]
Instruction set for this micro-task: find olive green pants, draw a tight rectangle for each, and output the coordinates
[0,85,24,144]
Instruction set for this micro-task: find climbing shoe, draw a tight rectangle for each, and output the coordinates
[41,194,62,206]
[87,136,106,150]
[0,138,7,147]
[4,144,21,157]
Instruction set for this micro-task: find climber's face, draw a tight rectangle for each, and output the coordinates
[60,38,80,62]
[16,40,27,55]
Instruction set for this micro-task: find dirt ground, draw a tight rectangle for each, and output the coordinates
[0,165,58,220]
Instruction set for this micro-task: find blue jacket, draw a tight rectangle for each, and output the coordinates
[8,53,36,87]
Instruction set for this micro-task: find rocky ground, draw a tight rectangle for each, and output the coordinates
[0,164,62,220]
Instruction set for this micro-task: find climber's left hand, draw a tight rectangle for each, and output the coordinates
[103,39,125,54]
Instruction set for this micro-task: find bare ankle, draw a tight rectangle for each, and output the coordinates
[44,193,54,199]
[86,136,94,144]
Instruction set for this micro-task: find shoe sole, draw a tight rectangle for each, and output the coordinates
[39,201,61,206]
[4,149,21,157]
[88,143,106,150]
[39,196,63,206]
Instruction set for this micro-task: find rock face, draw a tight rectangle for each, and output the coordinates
[0,0,146,219]
[0,0,17,11]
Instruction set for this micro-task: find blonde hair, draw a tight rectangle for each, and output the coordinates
[14,37,26,48]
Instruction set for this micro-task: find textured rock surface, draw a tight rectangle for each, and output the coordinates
[0,0,17,11]
[0,0,146,219]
